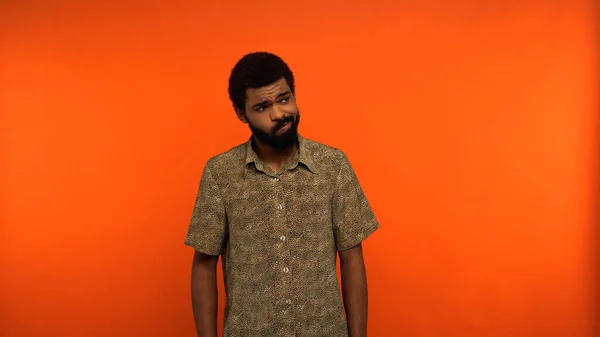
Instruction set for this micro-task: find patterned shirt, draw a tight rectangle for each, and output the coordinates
[184,134,379,337]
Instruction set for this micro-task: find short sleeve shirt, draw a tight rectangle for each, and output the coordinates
[184,134,379,337]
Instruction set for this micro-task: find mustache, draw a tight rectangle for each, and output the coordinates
[273,116,295,132]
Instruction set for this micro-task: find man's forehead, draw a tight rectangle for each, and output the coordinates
[246,78,289,100]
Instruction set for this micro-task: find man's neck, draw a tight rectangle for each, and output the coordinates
[252,136,298,173]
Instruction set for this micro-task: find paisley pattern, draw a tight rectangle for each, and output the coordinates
[185,134,379,337]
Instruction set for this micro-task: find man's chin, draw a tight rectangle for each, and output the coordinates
[268,133,298,150]
[249,121,299,150]
[255,131,297,150]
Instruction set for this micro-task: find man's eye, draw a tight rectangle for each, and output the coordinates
[256,106,266,112]
[280,97,289,103]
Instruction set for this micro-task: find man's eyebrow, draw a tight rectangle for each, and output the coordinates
[277,91,291,98]
[251,91,291,109]
[252,101,269,109]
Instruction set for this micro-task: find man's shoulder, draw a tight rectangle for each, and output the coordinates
[302,136,345,157]
[204,141,247,174]
[300,136,350,174]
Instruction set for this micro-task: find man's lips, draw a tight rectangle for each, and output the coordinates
[277,121,291,134]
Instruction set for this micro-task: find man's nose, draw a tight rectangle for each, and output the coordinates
[270,104,286,121]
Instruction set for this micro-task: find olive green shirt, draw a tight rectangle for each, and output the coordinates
[184,134,379,337]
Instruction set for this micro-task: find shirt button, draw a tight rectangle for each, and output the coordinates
[273,177,280,182]
[286,299,292,305]
[283,267,289,273]
[280,235,286,242]
[277,204,283,210]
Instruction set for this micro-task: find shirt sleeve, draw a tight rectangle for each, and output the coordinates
[332,151,380,251]
[184,163,227,256]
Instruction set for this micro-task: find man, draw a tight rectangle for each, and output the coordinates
[184,51,379,337]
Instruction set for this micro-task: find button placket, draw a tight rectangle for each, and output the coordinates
[273,172,293,314]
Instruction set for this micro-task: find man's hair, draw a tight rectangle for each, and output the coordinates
[228,51,295,112]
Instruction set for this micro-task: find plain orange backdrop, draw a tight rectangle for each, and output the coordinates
[0,1,597,336]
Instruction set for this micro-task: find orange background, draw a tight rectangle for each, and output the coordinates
[0,1,597,336]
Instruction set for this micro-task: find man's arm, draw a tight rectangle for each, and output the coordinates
[331,151,379,337]
[191,251,219,337]
[184,163,227,336]
[340,243,368,337]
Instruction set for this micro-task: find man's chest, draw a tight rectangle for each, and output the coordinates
[220,170,335,249]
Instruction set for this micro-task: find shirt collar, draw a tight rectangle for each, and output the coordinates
[244,134,318,175]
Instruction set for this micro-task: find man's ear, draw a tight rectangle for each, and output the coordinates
[235,108,248,123]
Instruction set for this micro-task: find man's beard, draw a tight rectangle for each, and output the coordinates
[249,113,300,151]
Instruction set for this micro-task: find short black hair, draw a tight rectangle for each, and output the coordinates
[228,51,295,112]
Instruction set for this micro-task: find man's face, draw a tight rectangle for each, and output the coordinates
[237,77,300,150]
